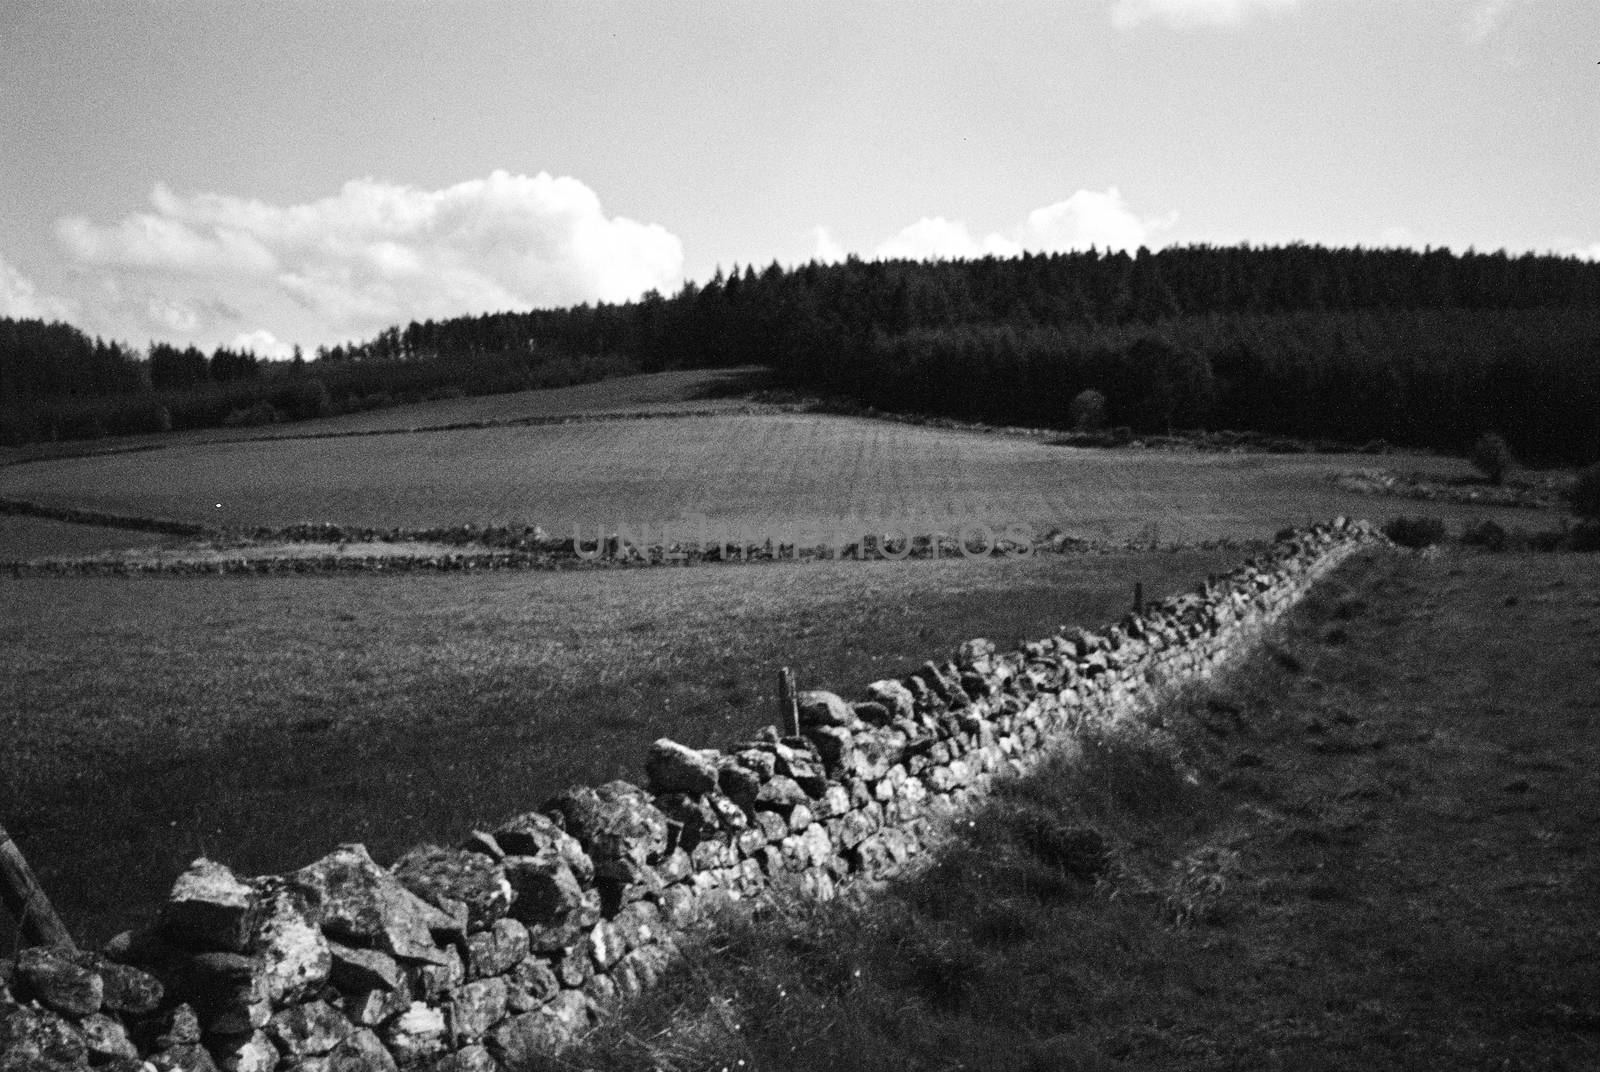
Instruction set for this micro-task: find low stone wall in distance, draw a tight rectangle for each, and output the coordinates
[0,519,1383,1072]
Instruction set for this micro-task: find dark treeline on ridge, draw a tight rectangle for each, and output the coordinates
[5,244,1599,463]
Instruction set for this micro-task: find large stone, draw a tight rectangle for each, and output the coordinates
[288,845,456,966]
[161,858,259,953]
[754,775,808,812]
[392,845,513,932]
[731,749,776,781]
[485,1010,566,1071]
[771,742,827,796]
[326,1027,399,1072]
[484,992,591,1070]
[381,1003,447,1068]
[328,942,405,993]
[409,944,464,1003]
[211,1030,276,1072]
[429,1044,498,1072]
[851,701,892,726]
[864,680,915,721]
[840,727,906,781]
[543,782,669,870]
[0,1004,87,1068]
[77,1013,137,1063]
[252,884,332,1004]
[501,855,588,932]
[651,793,718,850]
[507,957,559,1010]
[489,813,593,886]
[150,1043,221,1072]
[715,761,761,806]
[344,984,409,1030]
[802,725,855,772]
[98,960,163,1016]
[156,1004,203,1048]
[14,947,102,1018]
[466,917,530,979]
[644,738,720,795]
[184,952,270,1035]
[955,638,996,672]
[796,690,853,728]
[268,1000,355,1062]
[449,977,508,1043]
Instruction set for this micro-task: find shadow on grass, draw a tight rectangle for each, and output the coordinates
[563,710,1239,1072]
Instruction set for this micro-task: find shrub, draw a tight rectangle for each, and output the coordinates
[280,377,332,420]
[1067,388,1108,432]
[1470,431,1515,486]
[1383,515,1447,548]
[1459,518,1509,552]
[1569,463,1600,521]
[222,401,281,428]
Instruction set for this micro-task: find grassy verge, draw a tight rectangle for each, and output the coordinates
[564,548,1600,1072]
[0,549,1235,949]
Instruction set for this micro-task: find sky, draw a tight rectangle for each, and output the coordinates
[0,0,1595,357]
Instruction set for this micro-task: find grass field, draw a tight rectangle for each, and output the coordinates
[0,548,1239,948]
[0,367,764,468]
[0,409,1538,548]
[568,546,1600,1071]
[0,514,171,560]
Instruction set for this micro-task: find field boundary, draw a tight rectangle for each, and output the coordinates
[3,493,1274,576]
[0,519,1384,1072]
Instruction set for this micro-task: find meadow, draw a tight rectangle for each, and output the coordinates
[0,408,1538,553]
[1,547,1237,948]
[569,548,1600,1071]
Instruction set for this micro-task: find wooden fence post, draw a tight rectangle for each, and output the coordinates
[1133,580,1144,612]
[0,820,76,950]
[777,667,800,739]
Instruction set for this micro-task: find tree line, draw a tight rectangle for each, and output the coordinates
[4,244,1599,461]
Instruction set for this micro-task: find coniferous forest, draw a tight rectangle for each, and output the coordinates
[4,244,1599,463]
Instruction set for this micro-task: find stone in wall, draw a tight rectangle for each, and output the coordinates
[288,845,458,965]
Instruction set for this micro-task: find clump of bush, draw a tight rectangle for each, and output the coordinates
[1470,431,1516,486]
[1569,463,1600,521]
[1067,388,1109,432]
[222,401,281,428]
[1383,515,1447,548]
[1459,518,1510,552]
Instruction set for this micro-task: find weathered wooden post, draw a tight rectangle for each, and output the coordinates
[0,820,76,950]
[1134,580,1144,612]
[777,666,800,739]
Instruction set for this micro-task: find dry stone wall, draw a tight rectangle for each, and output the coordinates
[0,519,1383,1072]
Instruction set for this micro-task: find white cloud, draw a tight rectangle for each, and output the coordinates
[1109,0,1300,30]
[0,252,74,321]
[875,217,1022,261]
[812,226,848,265]
[54,170,684,344]
[869,188,1177,263]
[229,329,293,359]
[1020,188,1179,253]
[1463,0,1531,42]
[1570,243,1600,262]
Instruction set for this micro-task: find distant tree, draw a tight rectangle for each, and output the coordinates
[1470,431,1515,485]
[1569,463,1600,521]
[1068,388,1109,432]
[149,342,209,389]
